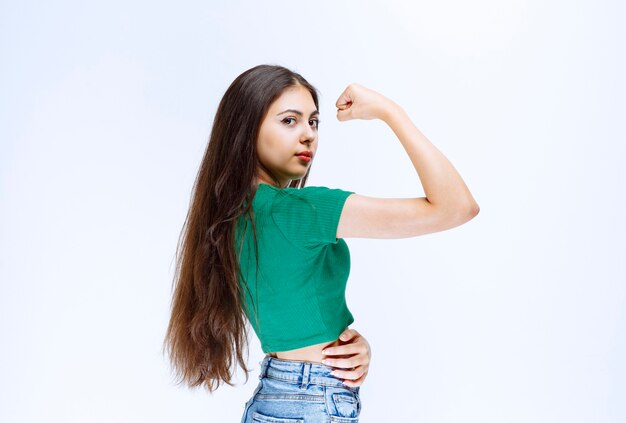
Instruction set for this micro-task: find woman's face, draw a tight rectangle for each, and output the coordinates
[256,84,319,187]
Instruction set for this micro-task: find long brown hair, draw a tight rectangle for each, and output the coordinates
[163,64,320,392]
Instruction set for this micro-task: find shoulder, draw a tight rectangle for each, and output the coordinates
[270,185,356,248]
[271,185,355,212]
[273,185,354,202]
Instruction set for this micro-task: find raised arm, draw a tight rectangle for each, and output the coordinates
[334,83,480,239]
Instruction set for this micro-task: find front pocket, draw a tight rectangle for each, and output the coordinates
[252,411,304,423]
[331,392,360,418]
[333,393,357,405]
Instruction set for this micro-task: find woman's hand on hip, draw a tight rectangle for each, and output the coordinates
[321,327,371,387]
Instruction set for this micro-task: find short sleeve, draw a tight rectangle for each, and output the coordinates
[270,186,355,249]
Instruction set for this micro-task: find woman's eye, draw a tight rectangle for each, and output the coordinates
[282,117,320,128]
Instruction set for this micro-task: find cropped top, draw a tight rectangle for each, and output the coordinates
[235,183,356,353]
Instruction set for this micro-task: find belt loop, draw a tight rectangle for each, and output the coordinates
[259,355,270,379]
[300,362,311,389]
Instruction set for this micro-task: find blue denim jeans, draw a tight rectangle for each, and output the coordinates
[240,355,362,423]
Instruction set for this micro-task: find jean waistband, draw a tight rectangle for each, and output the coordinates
[258,355,359,392]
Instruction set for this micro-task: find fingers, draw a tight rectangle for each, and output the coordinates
[336,106,353,122]
[322,327,370,365]
[323,343,363,358]
[322,355,366,370]
[331,366,369,387]
[335,83,356,109]
[342,370,368,387]
[322,330,365,357]
[338,327,360,342]
[324,327,370,387]
[335,84,357,121]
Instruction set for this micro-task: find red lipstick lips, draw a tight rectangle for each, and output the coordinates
[295,151,312,162]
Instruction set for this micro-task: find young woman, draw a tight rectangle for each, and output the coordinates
[163,64,479,423]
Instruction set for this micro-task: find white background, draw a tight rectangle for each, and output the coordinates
[1,1,624,422]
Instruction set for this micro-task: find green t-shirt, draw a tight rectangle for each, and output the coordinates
[235,183,356,353]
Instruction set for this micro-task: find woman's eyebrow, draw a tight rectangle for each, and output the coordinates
[277,109,319,117]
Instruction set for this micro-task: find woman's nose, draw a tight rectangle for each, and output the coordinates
[301,122,316,140]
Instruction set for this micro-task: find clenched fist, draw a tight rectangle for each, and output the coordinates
[335,83,395,122]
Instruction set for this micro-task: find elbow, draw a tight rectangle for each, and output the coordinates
[450,201,480,225]
[432,200,480,229]
[467,202,480,218]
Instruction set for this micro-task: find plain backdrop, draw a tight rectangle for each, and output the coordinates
[1,1,625,422]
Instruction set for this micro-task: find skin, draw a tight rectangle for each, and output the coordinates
[254,84,371,387]
[253,82,479,386]
[333,83,480,240]
[255,84,319,188]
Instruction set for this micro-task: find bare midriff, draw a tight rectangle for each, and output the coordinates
[268,338,345,364]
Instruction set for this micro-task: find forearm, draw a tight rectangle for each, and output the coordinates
[380,101,479,213]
